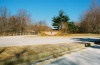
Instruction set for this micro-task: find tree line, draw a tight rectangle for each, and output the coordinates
[79,0,100,34]
[0,7,50,35]
[0,0,100,36]
[52,0,100,34]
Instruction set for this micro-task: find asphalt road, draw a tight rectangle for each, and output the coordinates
[45,45,100,65]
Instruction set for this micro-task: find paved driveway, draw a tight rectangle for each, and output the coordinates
[45,45,100,65]
[0,35,99,47]
[0,36,74,47]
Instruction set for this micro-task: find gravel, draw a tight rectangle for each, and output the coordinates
[0,35,100,47]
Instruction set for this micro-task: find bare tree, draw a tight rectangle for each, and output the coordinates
[34,21,50,34]
[0,7,10,35]
[0,7,50,35]
[0,17,2,34]
[80,0,100,34]
[7,16,19,34]
[16,9,31,34]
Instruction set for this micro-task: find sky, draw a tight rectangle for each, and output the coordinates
[0,0,98,27]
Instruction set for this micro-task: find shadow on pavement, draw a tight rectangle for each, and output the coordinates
[72,38,100,44]
[47,58,78,65]
[45,45,100,65]
[90,45,100,49]
[72,38,100,42]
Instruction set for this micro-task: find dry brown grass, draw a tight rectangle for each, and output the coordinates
[0,43,85,65]
[63,34,100,36]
